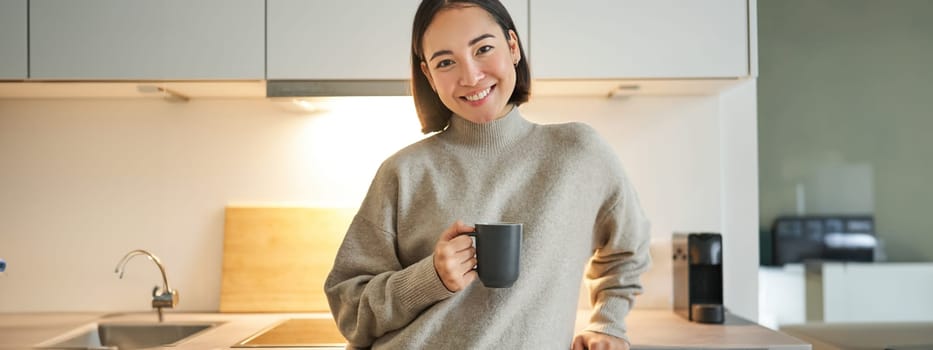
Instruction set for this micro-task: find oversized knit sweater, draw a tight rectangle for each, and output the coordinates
[324,106,651,349]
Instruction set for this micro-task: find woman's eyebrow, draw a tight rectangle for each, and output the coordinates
[428,33,497,62]
[468,33,496,46]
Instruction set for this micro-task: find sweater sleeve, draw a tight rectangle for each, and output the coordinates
[582,169,652,344]
[324,217,454,348]
[323,164,455,348]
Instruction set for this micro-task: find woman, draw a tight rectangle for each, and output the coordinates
[324,1,651,349]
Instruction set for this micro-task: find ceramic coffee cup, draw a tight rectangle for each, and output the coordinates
[469,223,522,288]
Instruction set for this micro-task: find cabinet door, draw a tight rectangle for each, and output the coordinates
[530,0,749,79]
[29,0,264,80]
[502,0,529,57]
[267,0,528,80]
[0,0,27,79]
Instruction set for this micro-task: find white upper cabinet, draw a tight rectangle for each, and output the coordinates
[530,0,749,79]
[0,0,27,79]
[503,0,530,63]
[267,0,419,80]
[29,0,264,80]
[267,0,529,80]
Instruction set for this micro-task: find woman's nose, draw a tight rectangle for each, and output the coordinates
[458,60,484,87]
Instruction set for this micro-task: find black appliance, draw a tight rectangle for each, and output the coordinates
[769,215,875,266]
[673,232,724,324]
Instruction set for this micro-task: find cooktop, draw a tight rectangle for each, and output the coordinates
[234,318,346,348]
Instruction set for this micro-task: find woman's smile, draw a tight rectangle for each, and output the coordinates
[462,85,495,104]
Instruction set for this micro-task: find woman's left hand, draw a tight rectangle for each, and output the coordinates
[571,331,630,350]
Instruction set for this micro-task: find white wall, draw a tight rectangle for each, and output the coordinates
[0,93,757,318]
[0,97,425,312]
[718,80,760,320]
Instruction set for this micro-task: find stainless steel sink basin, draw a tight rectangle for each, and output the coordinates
[36,322,220,350]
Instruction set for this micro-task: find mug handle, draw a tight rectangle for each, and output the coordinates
[467,231,477,270]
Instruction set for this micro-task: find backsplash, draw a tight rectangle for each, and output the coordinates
[0,94,731,312]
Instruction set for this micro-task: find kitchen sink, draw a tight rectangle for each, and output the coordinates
[35,322,221,350]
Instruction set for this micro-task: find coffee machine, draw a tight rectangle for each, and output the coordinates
[673,232,724,324]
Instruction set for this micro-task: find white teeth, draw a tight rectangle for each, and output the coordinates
[464,87,491,102]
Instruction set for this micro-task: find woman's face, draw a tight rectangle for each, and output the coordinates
[420,6,521,124]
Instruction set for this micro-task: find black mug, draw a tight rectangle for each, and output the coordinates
[469,223,522,288]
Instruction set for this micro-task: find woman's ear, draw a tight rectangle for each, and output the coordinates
[420,61,436,91]
[508,29,521,66]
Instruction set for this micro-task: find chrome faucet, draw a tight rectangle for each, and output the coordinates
[114,249,179,322]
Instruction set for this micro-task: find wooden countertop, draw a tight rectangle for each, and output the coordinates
[0,310,809,349]
[12,312,339,350]
[0,313,104,349]
[596,310,811,349]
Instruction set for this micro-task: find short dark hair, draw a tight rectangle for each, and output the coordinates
[411,0,531,134]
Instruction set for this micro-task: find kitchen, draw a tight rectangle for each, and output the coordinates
[2,0,907,349]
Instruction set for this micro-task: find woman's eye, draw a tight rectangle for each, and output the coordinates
[477,45,494,55]
[436,59,454,69]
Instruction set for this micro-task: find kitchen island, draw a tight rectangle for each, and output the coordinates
[0,309,809,349]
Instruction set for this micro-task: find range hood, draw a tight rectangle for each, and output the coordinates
[266,80,411,98]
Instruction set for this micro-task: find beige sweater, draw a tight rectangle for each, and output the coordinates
[324,107,651,349]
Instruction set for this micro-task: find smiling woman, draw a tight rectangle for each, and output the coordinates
[323,1,651,350]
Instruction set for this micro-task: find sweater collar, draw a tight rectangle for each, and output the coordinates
[441,105,534,151]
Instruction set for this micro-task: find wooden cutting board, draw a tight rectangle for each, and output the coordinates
[220,206,357,312]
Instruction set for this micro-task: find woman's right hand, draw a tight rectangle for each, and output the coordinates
[433,220,478,292]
